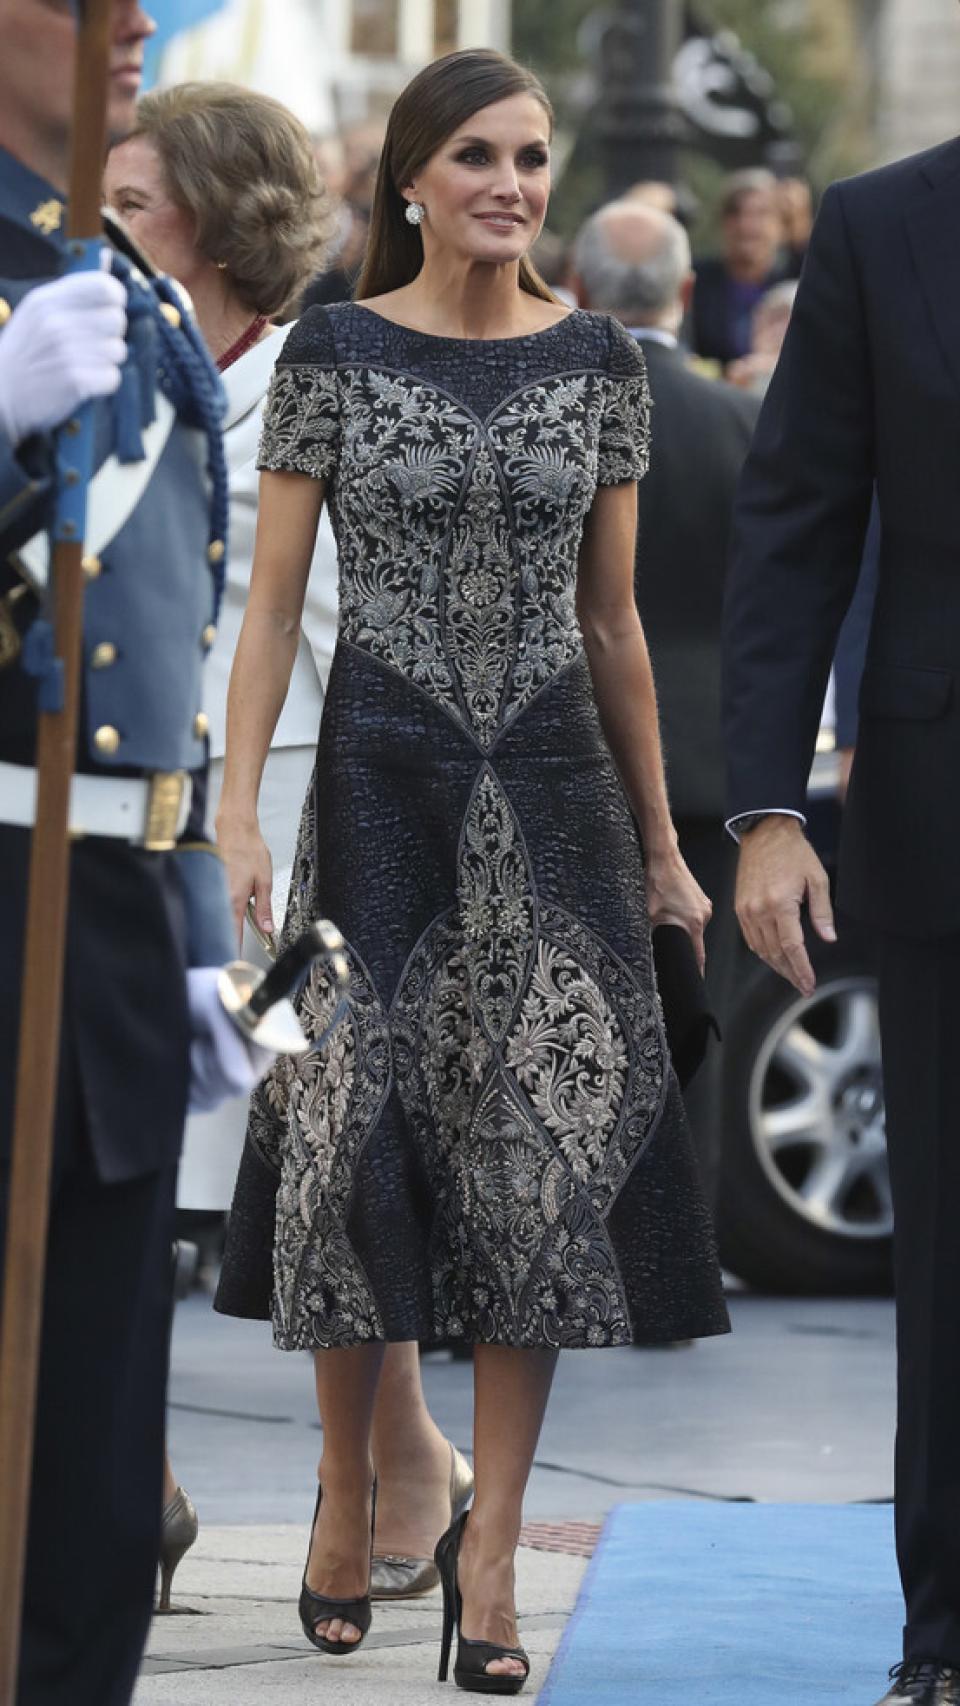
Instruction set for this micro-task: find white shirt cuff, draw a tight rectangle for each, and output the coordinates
[724,808,807,845]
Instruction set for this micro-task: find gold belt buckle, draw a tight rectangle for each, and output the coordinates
[144,771,187,851]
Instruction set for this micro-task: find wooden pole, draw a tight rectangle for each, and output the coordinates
[0,4,115,1698]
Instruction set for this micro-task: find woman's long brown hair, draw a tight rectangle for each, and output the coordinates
[355,48,557,304]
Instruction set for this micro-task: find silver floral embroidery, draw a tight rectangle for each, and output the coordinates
[504,940,628,1185]
[247,772,392,1351]
[258,365,339,481]
[259,360,650,750]
[387,764,664,1347]
[444,447,515,743]
[595,368,652,486]
[487,380,600,730]
[538,903,667,1219]
[458,768,535,1044]
[335,368,474,725]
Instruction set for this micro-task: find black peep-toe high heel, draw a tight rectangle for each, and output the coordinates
[435,1510,530,1695]
[298,1479,376,1656]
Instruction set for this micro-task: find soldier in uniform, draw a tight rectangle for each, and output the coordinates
[0,4,271,1702]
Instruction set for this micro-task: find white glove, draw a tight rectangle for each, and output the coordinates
[186,966,276,1116]
[0,266,128,447]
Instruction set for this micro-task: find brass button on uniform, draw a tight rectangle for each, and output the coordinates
[81,554,102,580]
[90,642,117,669]
[201,623,217,650]
[94,725,120,755]
[159,302,181,329]
[0,298,11,327]
[193,711,209,738]
[207,539,225,565]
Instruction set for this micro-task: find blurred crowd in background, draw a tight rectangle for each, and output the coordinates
[299,124,813,393]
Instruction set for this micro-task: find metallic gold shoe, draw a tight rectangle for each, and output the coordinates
[157,1486,199,1613]
[370,1443,474,1600]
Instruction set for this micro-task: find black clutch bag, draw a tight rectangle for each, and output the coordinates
[652,923,719,1089]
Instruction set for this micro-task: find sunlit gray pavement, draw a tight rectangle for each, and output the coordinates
[136,1288,896,1701]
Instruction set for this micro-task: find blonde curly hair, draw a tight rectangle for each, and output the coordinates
[130,82,335,317]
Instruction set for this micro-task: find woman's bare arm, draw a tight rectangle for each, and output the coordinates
[577,480,711,966]
[216,468,324,932]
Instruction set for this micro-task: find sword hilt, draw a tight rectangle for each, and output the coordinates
[247,920,348,1019]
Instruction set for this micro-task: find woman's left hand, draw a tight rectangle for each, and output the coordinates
[645,848,713,976]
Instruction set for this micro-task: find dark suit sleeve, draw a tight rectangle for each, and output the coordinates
[723,183,875,818]
[833,498,879,750]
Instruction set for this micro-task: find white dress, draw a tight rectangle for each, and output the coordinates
[176,325,337,1211]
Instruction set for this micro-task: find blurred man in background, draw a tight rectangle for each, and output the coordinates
[573,199,760,1205]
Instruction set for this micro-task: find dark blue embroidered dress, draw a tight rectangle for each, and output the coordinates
[216,302,729,1351]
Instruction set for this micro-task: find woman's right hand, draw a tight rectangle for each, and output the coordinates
[215,809,274,944]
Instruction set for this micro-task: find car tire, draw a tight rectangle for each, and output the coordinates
[717,939,893,1295]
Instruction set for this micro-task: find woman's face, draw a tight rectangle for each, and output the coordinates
[405,93,552,269]
[104,135,204,291]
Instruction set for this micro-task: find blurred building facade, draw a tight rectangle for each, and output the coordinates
[155,0,511,132]
[873,0,960,162]
[151,0,960,173]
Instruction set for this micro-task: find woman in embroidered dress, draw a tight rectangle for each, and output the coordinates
[215,49,729,1693]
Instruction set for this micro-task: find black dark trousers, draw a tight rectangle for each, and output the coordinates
[0,1156,177,1706]
[877,930,960,1666]
[674,816,739,1208]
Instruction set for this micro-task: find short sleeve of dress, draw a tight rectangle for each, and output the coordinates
[596,315,653,486]
[256,306,340,482]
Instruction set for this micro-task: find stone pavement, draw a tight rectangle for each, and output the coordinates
[137,1526,587,1704]
[134,1289,898,1702]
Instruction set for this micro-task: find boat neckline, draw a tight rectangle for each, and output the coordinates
[347,301,582,346]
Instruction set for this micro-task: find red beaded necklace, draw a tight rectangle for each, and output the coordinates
[217,314,269,372]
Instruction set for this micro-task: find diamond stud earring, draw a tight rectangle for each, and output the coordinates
[405,201,425,227]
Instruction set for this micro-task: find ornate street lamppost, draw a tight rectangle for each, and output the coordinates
[595,0,688,196]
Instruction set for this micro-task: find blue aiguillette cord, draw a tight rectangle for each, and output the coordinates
[21,237,101,714]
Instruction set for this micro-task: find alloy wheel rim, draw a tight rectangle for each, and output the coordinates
[747,976,892,1241]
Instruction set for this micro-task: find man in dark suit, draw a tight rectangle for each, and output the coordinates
[724,58,960,1705]
[0,4,272,1702]
[573,199,760,1203]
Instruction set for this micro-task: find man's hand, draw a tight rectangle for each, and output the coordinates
[735,816,836,998]
[0,268,127,447]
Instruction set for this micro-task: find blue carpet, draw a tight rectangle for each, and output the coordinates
[539,1503,902,1704]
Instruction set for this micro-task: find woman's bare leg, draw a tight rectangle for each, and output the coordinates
[161,1448,178,1509]
[371,1340,456,1557]
[307,1342,385,1644]
[458,1346,559,1680]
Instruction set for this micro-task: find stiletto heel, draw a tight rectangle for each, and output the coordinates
[157,1486,198,1614]
[434,1510,530,1695]
[439,1546,456,1682]
[298,1479,376,1656]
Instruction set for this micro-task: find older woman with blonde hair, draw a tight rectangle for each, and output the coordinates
[105,82,471,1612]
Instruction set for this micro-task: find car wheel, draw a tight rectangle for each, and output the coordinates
[717,944,893,1294]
